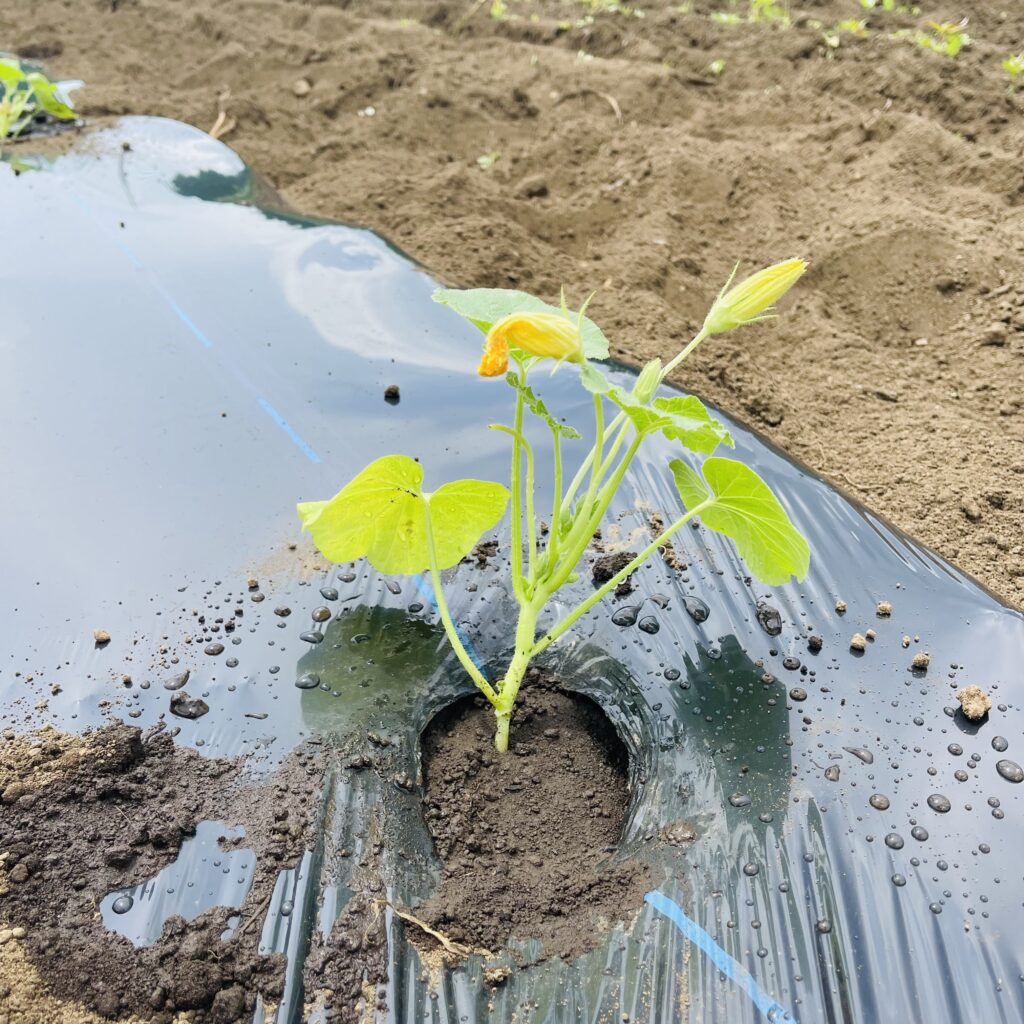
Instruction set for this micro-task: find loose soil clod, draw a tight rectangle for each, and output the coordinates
[957,685,992,721]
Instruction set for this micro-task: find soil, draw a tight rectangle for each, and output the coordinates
[4,0,1024,605]
[0,722,324,1023]
[591,549,638,596]
[416,672,650,960]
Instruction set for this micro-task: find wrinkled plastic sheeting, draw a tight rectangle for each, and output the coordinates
[3,118,1024,1024]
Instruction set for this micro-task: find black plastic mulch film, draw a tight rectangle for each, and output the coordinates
[3,118,1023,1024]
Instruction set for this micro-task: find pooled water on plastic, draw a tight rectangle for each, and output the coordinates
[100,821,254,946]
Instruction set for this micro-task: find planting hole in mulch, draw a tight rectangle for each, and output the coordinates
[416,671,651,962]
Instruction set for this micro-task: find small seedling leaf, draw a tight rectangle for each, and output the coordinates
[670,456,809,585]
[611,387,732,454]
[25,72,76,121]
[433,287,610,361]
[297,455,509,574]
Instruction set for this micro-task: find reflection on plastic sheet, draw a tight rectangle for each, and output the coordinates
[4,117,1024,1023]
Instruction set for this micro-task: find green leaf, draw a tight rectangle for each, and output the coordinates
[506,371,580,438]
[579,360,612,395]
[25,72,76,121]
[610,387,733,454]
[432,287,610,361]
[670,456,810,585]
[297,455,509,575]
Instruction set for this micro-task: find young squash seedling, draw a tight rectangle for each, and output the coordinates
[298,260,810,752]
[0,55,78,150]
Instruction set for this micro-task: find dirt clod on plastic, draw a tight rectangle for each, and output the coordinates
[957,685,992,721]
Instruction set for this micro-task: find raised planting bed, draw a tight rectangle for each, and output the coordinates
[2,117,1023,1024]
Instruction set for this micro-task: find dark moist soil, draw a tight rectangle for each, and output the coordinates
[0,722,323,1024]
[592,550,638,597]
[416,672,650,961]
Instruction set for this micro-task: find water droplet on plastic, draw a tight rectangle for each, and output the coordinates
[869,794,890,811]
[339,572,356,583]
[311,606,331,623]
[384,579,401,595]
[664,668,681,681]
[991,736,1008,753]
[320,587,339,601]
[911,825,929,841]
[743,862,759,876]
[729,793,752,808]
[929,902,942,915]
[783,657,800,671]
[789,687,807,702]
[954,769,968,782]
[112,894,133,914]
[611,605,640,627]
[204,642,225,656]
[844,746,874,765]
[163,671,190,691]
[299,630,323,644]
[824,765,840,782]
[295,673,320,690]
[225,657,238,668]
[927,794,951,813]
[408,602,424,613]
[280,900,294,917]
[683,597,709,624]
[947,743,963,756]
[996,759,1024,783]
[884,833,904,850]
[637,615,660,635]
[892,874,906,887]
[816,919,831,934]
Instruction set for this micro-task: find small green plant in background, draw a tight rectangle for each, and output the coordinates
[706,58,727,76]
[0,55,77,149]
[298,261,810,751]
[711,0,788,27]
[823,18,869,50]
[901,19,971,58]
[1004,52,1024,87]
[859,0,919,12]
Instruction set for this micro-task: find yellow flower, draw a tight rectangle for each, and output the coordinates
[702,258,807,336]
[477,311,583,377]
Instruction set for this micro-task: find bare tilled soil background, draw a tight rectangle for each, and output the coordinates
[4,0,1024,607]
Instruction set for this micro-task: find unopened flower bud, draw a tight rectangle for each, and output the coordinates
[702,258,807,336]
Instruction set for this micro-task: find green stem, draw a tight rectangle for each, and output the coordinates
[423,496,499,705]
[545,425,642,596]
[661,326,710,378]
[530,499,712,658]
[509,381,527,601]
[560,411,626,519]
[552,395,606,581]
[525,421,537,585]
[540,427,564,577]
[493,600,540,751]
